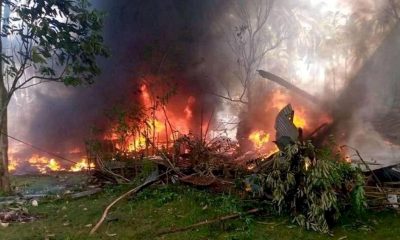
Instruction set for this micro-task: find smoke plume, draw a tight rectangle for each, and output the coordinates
[8,0,400,173]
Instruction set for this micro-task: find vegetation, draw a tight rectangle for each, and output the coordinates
[0,0,108,192]
[0,175,398,240]
[246,141,366,233]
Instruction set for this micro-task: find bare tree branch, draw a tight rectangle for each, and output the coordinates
[217,0,284,107]
[210,92,248,104]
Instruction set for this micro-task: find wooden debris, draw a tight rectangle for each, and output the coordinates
[157,208,261,236]
[341,145,385,192]
[0,207,37,223]
[89,170,168,235]
[180,174,216,186]
[257,70,320,104]
[70,188,102,199]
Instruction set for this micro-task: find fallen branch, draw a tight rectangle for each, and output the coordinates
[89,171,168,235]
[70,188,102,199]
[341,145,386,193]
[95,154,131,183]
[157,208,261,236]
[142,134,185,177]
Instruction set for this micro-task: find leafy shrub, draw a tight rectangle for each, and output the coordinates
[246,141,365,233]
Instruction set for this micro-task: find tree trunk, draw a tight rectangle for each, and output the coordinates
[0,0,11,193]
[0,100,10,193]
[236,72,254,153]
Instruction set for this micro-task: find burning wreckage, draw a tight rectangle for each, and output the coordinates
[3,0,400,237]
[83,70,400,234]
[3,71,397,234]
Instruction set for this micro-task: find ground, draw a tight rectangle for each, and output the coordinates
[0,174,399,240]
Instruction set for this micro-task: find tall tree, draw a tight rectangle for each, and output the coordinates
[214,0,286,151]
[0,0,108,192]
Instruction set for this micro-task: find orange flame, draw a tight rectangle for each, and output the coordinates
[48,159,62,172]
[184,96,196,120]
[70,159,95,172]
[293,115,306,128]
[249,130,270,149]
[10,155,95,174]
[114,82,197,153]
[123,119,166,151]
[246,88,331,153]
[8,158,18,172]
[28,155,54,174]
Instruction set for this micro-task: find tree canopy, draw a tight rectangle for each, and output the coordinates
[2,0,109,102]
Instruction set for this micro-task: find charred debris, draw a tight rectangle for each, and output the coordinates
[77,70,400,235]
[0,70,397,234]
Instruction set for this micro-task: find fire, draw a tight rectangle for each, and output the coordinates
[139,80,195,135]
[140,84,151,105]
[270,90,308,128]
[271,89,289,110]
[70,159,95,172]
[246,88,331,152]
[48,159,62,172]
[184,96,196,119]
[249,130,270,149]
[127,135,146,151]
[19,154,95,174]
[8,159,18,172]
[111,81,198,153]
[28,155,54,174]
[267,146,279,156]
[293,115,306,128]
[122,119,166,152]
[292,106,307,128]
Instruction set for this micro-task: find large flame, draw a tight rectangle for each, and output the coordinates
[9,79,198,174]
[125,119,165,151]
[113,81,197,153]
[8,0,393,174]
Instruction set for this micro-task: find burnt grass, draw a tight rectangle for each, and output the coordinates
[0,173,398,240]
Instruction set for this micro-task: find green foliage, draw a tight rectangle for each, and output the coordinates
[141,159,157,176]
[97,79,177,154]
[3,0,109,89]
[4,176,399,239]
[135,186,180,206]
[351,172,367,215]
[103,104,147,152]
[246,141,366,233]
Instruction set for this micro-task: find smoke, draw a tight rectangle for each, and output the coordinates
[9,0,228,167]
[8,0,400,172]
[336,23,400,168]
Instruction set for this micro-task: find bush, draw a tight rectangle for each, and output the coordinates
[246,141,365,233]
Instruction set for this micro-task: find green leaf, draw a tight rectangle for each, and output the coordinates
[31,47,46,64]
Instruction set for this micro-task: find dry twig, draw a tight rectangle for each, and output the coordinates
[89,171,168,235]
[157,208,261,236]
[341,145,386,193]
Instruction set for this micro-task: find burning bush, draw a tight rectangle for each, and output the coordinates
[245,141,365,233]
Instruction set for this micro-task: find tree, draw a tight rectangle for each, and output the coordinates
[217,0,282,105]
[214,0,286,151]
[0,0,108,192]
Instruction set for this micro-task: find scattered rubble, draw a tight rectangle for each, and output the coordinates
[17,101,395,235]
[0,205,37,224]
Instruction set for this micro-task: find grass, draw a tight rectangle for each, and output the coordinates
[11,173,89,195]
[0,176,399,240]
